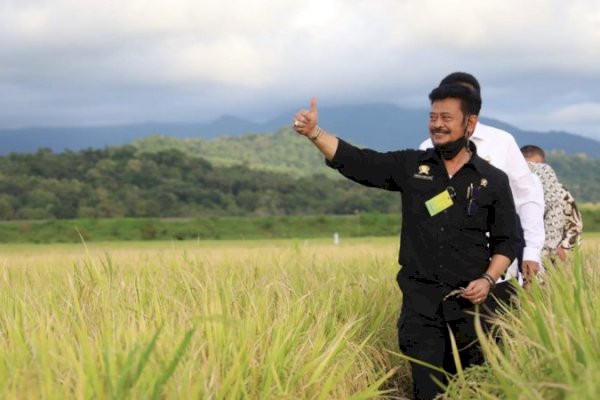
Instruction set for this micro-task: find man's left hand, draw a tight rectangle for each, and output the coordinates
[462,278,491,305]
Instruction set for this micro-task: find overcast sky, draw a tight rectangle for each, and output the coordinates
[1,0,599,140]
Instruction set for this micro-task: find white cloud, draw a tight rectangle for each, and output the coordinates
[0,0,599,139]
[547,102,600,123]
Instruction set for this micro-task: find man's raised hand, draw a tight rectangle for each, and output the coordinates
[292,97,318,137]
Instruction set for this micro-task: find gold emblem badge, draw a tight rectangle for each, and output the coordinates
[480,178,488,187]
[484,156,492,163]
[418,165,431,175]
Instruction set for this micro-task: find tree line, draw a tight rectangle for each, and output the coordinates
[0,147,400,220]
[132,129,600,203]
[1,142,597,221]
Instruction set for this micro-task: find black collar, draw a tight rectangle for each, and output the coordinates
[419,140,488,173]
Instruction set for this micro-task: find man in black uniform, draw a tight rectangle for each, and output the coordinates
[292,84,519,400]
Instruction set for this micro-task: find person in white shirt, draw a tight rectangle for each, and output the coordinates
[419,72,545,285]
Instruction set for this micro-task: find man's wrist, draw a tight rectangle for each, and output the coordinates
[481,273,496,289]
[308,126,323,141]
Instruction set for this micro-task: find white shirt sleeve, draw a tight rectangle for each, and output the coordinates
[503,137,545,263]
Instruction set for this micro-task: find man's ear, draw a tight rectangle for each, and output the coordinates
[467,115,478,136]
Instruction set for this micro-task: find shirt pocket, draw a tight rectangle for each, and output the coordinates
[404,179,440,217]
[463,190,493,229]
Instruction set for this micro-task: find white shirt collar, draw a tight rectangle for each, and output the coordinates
[472,122,485,141]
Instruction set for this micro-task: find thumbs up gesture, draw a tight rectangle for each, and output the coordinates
[292,97,318,137]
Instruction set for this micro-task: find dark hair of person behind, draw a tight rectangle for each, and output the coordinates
[440,72,481,96]
[520,144,546,160]
[429,83,482,117]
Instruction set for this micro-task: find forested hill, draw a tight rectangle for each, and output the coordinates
[0,131,598,221]
[133,128,600,203]
[133,127,336,178]
[0,147,399,220]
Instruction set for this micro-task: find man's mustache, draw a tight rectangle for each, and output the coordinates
[430,128,451,134]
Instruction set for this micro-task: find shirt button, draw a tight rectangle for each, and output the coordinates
[440,227,445,232]
[439,265,444,268]
[439,245,444,249]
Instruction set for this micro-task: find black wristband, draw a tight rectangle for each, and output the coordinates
[481,273,496,289]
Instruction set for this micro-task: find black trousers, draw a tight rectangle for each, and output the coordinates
[397,299,487,400]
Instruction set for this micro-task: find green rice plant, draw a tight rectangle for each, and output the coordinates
[444,244,600,399]
[0,238,409,399]
[7,237,595,398]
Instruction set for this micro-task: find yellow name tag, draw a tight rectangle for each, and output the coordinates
[425,190,454,216]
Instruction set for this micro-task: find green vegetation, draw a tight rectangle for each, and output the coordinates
[2,205,599,243]
[0,238,405,398]
[1,237,599,398]
[581,205,600,233]
[0,130,598,224]
[0,214,401,243]
[444,245,600,399]
[132,127,336,178]
[133,129,600,202]
[547,151,600,203]
[0,145,398,220]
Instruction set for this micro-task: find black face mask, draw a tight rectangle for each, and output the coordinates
[434,135,468,160]
[433,116,471,160]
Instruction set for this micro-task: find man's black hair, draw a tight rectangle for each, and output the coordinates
[440,72,481,96]
[520,144,546,161]
[429,83,482,117]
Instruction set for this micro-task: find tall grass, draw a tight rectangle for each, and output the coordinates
[0,238,408,399]
[444,244,600,399]
[2,237,599,399]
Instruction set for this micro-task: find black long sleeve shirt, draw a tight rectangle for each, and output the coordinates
[327,139,519,313]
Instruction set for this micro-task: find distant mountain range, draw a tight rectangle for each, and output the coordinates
[1,103,599,157]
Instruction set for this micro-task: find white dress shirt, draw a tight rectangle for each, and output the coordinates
[419,122,545,279]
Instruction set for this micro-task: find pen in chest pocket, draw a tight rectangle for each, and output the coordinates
[467,182,481,216]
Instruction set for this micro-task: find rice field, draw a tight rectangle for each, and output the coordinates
[0,236,598,399]
[0,238,406,399]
